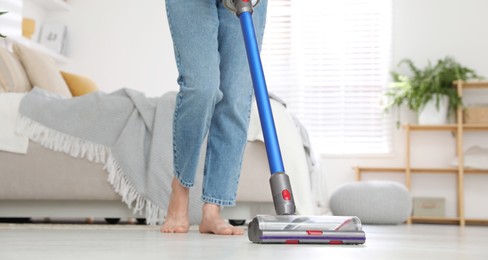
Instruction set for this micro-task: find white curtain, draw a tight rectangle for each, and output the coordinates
[261,0,393,154]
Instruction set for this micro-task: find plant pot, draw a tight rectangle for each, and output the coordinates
[418,95,449,125]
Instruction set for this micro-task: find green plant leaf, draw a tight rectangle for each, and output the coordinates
[385,56,482,125]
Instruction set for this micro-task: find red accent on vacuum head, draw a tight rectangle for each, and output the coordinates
[306,230,323,235]
[281,189,291,200]
[285,240,299,244]
[329,240,343,244]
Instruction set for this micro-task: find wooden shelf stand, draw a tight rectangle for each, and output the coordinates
[356,81,488,226]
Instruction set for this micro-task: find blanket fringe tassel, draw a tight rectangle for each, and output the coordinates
[16,115,166,225]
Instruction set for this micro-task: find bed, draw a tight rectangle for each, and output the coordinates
[0,43,325,224]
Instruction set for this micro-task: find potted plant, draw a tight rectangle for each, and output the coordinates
[386,56,482,126]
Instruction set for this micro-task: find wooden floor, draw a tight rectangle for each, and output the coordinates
[1,222,488,260]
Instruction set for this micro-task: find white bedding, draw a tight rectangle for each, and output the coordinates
[0,93,28,154]
[247,98,317,215]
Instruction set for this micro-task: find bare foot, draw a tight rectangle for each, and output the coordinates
[199,203,244,235]
[161,177,190,233]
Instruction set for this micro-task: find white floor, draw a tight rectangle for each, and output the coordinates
[1,222,488,260]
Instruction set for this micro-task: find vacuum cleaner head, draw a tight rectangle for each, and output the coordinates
[248,215,366,244]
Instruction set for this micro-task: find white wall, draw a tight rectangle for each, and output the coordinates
[58,0,179,97]
[0,0,23,38]
[59,0,488,217]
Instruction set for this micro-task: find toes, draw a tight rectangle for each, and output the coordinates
[200,224,242,235]
[219,227,233,235]
[232,228,244,235]
[161,223,177,233]
[219,226,244,235]
[161,223,189,233]
[160,226,172,233]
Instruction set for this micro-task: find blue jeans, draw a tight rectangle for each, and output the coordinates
[165,0,268,206]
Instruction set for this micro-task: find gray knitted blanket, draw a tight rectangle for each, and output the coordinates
[17,88,204,225]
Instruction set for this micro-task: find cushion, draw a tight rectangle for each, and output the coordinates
[0,47,32,93]
[12,43,72,97]
[61,71,99,96]
[330,181,412,224]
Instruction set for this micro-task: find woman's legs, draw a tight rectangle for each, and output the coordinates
[162,0,267,235]
[166,0,222,189]
[163,0,221,233]
[201,0,268,206]
[199,0,268,235]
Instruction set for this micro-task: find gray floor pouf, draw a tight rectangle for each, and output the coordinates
[330,181,412,224]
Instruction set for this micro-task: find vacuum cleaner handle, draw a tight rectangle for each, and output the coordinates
[227,0,296,215]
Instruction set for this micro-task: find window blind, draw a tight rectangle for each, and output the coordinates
[261,0,392,154]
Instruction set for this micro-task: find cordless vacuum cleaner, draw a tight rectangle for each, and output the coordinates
[224,0,366,244]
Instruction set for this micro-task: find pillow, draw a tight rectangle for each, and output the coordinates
[12,43,72,97]
[0,47,32,93]
[60,71,99,96]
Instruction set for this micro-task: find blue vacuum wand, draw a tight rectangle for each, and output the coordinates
[225,0,295,216]
[225,0,366,244]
